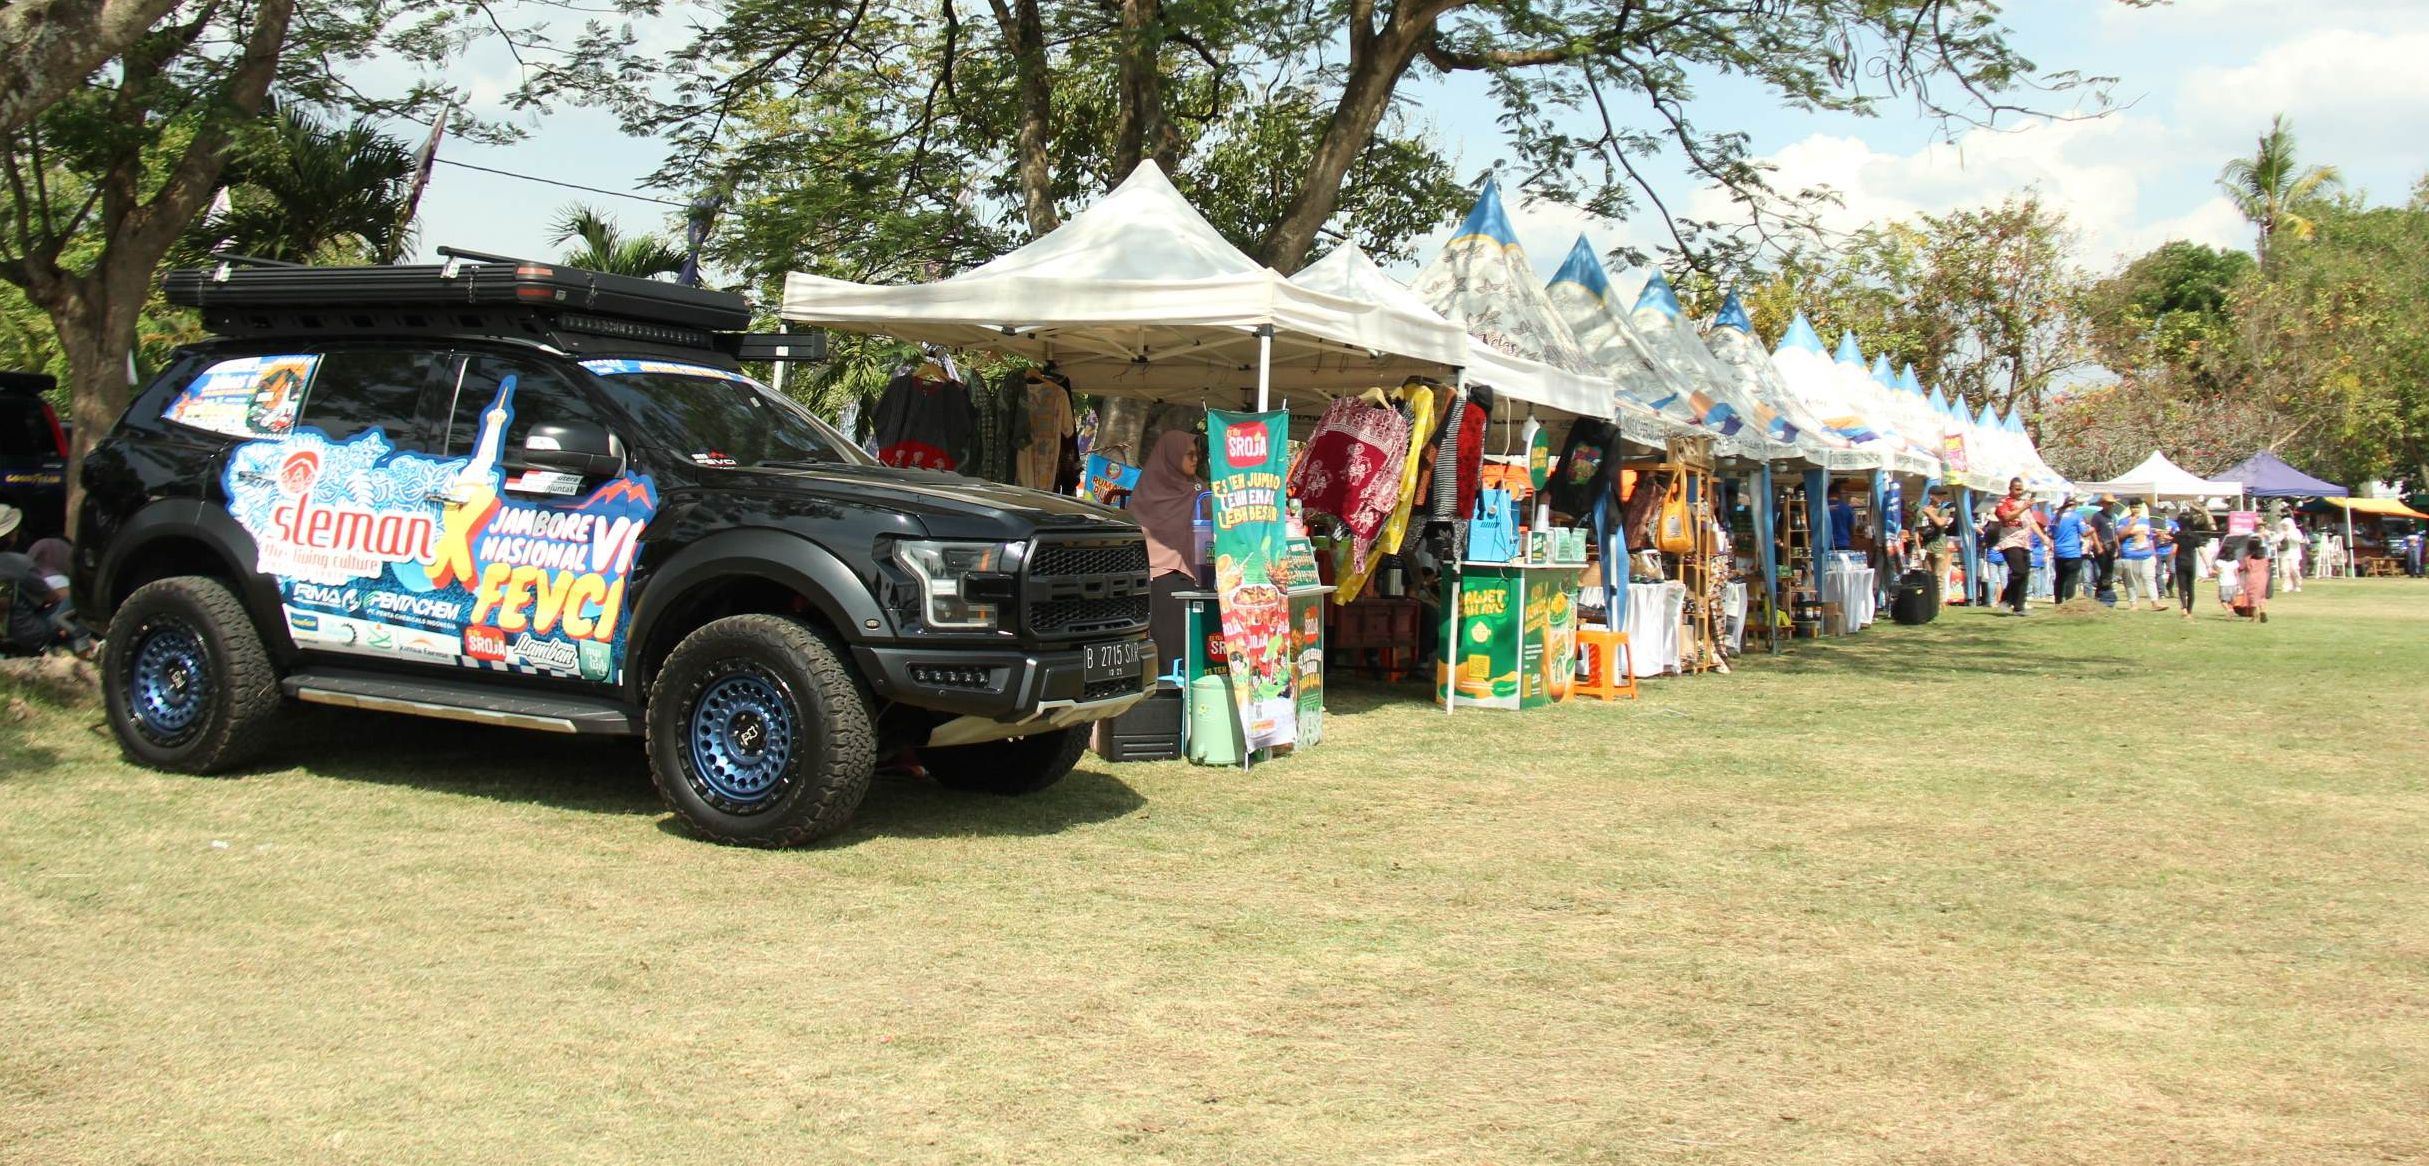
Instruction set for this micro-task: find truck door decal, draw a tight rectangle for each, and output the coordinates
[223,377,658,683]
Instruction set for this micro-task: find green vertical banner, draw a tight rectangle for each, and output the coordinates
[1207,408,1296,751]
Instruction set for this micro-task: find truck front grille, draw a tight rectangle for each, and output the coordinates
[1023,534,1152,641]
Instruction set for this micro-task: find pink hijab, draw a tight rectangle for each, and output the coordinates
[1131,430,1201,580]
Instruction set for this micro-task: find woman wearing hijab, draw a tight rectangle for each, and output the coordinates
[1131,429,1205,669]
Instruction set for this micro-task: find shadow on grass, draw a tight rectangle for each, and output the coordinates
[263,705,1145,842]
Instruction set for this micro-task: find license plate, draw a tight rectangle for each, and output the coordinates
[1082,639,1145,685]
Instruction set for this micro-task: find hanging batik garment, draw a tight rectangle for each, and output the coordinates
[1288,395,1412,573]
[1331,379,1437,603]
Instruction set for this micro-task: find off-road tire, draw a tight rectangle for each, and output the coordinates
[646,614,875,847]
[925,726,1089,796]
[101,576,282,773]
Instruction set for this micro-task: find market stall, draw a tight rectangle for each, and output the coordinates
[1403,181,1619,708]
[779,162,1474,764]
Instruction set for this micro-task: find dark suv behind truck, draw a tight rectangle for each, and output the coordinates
[0,370,70,541]
[71,255,1154,846]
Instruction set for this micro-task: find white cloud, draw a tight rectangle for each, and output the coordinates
[1684,115,2208,269]
[2178,29,2429,176]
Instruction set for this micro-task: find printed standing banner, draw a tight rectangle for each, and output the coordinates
[1207,408,1296,751]
[1939,432,1969,476]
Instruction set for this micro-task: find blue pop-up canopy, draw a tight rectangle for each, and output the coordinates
[2216,449,2348,497]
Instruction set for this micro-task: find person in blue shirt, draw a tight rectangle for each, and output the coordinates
[2115,501,2163,610]
[2029,504,2053,598]
[2050,496,2088,602]
[1827,482,1856,551]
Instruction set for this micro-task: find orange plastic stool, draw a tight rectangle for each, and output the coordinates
[1573,626,1639,701]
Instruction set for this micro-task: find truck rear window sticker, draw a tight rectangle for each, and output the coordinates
[164,354,319,439]
[223,375,658,683]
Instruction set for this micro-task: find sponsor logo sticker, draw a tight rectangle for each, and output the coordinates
[464,625,508,662]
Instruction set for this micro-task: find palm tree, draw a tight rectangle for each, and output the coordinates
[549,204,686,278]
[181,106,416,265]
[2217,115,2344,267]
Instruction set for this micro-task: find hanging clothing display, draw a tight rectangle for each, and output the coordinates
[1427,384,1493,526]
[1332,379,1438,603]
[1015,368,1076,492]
[871,358,976,471]
[1546,419,1616,521]
[1289,394,1412,572]
[969,369,1027,483]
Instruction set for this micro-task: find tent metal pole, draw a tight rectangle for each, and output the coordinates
[1255,325,1274,412]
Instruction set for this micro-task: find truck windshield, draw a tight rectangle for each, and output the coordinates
[587,364,871,469]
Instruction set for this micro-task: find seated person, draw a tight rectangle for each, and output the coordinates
[0,508,92,658]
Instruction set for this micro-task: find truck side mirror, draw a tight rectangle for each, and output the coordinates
[521,422,625,479]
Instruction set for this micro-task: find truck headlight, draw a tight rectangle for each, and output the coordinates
[892,540,1010,630]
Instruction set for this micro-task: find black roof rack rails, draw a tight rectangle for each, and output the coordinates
[164,252,753,332]
[205,253,307,270]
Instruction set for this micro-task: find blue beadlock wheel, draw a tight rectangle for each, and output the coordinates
[128,622,211,744]
[686,666,799,810]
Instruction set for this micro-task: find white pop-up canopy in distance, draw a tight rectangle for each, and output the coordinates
[2072,450,2234,501]
[778,162,1466,404]
[1409,180,1621,424]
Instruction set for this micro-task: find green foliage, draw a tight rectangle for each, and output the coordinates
[2217,114,2342,265]
[2052,176,2429,486]
[540,0,2116,277]
[549,203,685,278]
[174,104,415,265]
[1729,196,2088,419]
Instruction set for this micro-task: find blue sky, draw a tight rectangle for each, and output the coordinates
[411,0,2429,285]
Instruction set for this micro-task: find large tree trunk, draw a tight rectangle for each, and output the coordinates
[0,0,180,135]
[1256,6,1445,273]
[55,278,148,540]
[990,0,1059,236]
[16,0,296,538]
[1111,0,1173,178]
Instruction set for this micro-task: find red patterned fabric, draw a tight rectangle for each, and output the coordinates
[1450,399,1487,526]
[1290,397,1412,567]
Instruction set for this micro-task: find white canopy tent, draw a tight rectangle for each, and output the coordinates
[1407,181,1621,424]
[2072,450,2240,500]
[778,162,1466,405]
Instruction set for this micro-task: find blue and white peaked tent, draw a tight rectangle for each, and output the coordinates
[1410,180,1615,421]
[1541,236,1706,443]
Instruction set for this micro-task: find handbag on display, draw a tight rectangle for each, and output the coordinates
[1466,487,1518,563]
[1655,475,1694,555]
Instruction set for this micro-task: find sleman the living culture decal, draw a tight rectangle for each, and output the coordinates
[219,374,657,683]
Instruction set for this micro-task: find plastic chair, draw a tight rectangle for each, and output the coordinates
[1573,626,1638,701]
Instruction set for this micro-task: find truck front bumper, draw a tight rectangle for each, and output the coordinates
[854,638,1157,747]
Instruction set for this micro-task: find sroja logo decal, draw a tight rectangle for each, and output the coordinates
[1224,422,1266,464]
[463,625,507,661]
[278,450,320,495]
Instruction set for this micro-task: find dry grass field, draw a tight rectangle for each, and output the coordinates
[3,580,2424,1164]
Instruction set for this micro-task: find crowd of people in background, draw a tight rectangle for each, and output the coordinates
[1965,481,2366,623]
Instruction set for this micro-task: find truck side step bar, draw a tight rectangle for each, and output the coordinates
[283,668,640,736]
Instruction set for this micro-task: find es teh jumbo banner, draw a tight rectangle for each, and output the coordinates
[1206,408,1295,752]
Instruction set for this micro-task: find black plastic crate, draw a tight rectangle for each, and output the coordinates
[1089,692,1181,763]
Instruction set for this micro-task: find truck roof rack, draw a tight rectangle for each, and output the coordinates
[163,253,754,333]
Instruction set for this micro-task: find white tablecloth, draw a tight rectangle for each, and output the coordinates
[1821,565,1876,634]
[1621,581,1687,677]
